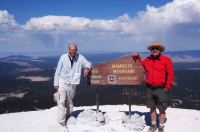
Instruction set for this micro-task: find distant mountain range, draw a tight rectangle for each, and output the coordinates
[81,50,200,63]
[1,49,200,61]
[0,50,199,72]
[0,54,32,61]
[0,51,200,73]
[1,50,200,67]
[0,52,200,113]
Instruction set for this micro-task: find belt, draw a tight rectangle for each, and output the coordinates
[146,83,165,88]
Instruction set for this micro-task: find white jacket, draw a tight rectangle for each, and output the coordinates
[54,53,92,86]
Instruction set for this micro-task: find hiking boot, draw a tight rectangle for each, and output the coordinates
[158,127,164,132]
[147,124,157,132]
[59,122,67,127]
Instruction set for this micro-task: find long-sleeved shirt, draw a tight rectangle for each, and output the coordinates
[54,53,92,86]
[137,54,174,90]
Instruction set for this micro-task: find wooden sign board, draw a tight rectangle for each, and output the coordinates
[87,55,145,85]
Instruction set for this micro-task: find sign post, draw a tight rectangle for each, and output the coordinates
[87,55,145,117]
[128,86,131,118]
[96,85,99,113]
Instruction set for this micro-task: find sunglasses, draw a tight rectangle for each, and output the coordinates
[151,47,159,50]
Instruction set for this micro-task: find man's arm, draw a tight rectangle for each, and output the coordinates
[132,53,142,63]
[81,56,92,76]
[84,68,90,77]
[54,86,59,92]
[165,58,174,90]
[54,56,63,89]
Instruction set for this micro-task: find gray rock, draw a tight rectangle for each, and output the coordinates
[68,109,146,131]
[122,113,145,131]
[121,114,130,124]
[77,109,105,127]
[104,111,127,124]
[67,116,77,125]
[96,112,105,123]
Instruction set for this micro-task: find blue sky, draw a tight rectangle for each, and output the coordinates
[0,0,200,55]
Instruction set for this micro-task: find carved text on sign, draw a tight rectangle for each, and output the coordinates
[87,55,145,85]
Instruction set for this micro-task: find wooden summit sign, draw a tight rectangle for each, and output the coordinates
[87,55,145,85]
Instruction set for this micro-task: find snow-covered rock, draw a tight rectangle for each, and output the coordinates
[0,105,200,132]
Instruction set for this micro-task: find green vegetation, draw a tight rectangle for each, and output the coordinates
[0,55,200,114]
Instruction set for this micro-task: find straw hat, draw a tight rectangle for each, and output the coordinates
[147,41,165,52]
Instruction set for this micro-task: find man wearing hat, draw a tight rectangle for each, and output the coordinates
[132,41,174,132]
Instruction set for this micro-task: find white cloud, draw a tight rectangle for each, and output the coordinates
[19,0,200,35]
[22,16,91,31]
[143,0,200,23]
[22,15,132,35]
[0,10,20,31]
[135,0,200,35]
[1,0,200,53]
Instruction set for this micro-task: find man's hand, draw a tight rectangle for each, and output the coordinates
[132,52,138,57]
[54,86,59,92]
[84,68,89,77]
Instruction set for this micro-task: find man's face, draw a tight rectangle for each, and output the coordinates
[69,45,77,57]
[151,47,160,57]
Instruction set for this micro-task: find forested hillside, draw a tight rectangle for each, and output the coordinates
[0,54,200,114]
